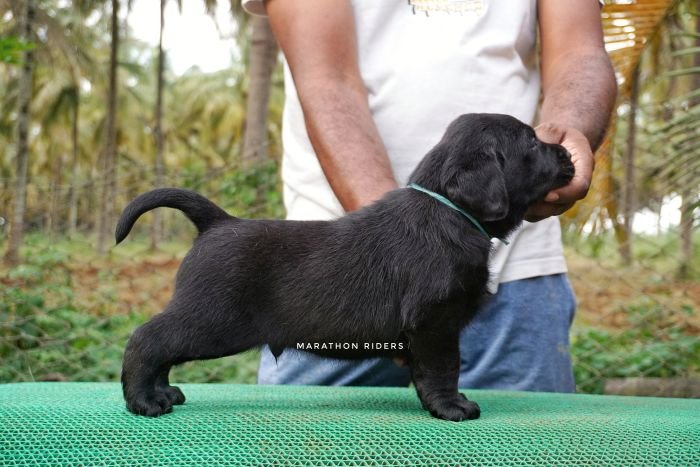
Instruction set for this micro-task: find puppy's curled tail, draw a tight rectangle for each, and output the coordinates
[115,188,232,244]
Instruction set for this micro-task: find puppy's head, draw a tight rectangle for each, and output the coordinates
[409,113,575,232]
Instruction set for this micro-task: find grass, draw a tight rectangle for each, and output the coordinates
[564,230,700,393]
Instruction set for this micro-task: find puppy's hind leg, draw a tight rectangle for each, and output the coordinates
[407,327,480,422]
[121,311,180,417]
[154,368,186,406]
[122,303,257,417]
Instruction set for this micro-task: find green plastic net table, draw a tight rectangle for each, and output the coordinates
[1,383,698,465]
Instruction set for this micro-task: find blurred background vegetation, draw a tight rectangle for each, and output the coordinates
[1,0,698,396]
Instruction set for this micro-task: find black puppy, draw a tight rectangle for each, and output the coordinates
[117,113,574,421]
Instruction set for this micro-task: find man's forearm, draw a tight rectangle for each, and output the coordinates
[266,0,396,212]
[298,78,397,212]
[539,49,617,151]
[527,12,617,222]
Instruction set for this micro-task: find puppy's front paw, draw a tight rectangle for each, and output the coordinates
[428,395,480,422]
[126,393,174,417]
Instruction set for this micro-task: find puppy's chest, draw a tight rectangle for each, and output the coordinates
[443,257,491,303]
[412,255,489,307]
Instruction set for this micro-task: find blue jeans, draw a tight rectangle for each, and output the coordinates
[258,274,576,392]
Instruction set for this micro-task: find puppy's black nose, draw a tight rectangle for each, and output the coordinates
[556,146,575,180]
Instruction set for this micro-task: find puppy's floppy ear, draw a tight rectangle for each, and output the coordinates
[441,148,509,222]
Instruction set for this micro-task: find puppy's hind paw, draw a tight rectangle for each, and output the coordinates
[126,393,174,417]
[428,396,480,422]
[159,385,186,406]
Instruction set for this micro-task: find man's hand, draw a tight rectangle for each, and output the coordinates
[528,0,616,222]
[525,123,595,222]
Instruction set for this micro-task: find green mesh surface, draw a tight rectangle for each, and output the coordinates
[1,383,698,466]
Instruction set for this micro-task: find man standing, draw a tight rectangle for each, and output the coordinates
[243,0,616,391]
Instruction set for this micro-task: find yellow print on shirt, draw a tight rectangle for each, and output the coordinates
[408,0,486,16]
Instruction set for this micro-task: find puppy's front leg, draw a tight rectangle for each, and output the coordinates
[407,329,480,421]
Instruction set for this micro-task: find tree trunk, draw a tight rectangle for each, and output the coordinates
[4,0,35,266]
[679,189,694,279]
[150,0,166,251]
[241,15,278,169]
[620,64,639,265]
[68,87,80,237]
[47,145,64,236]
[678,11,700,279]
[96,0,120,255]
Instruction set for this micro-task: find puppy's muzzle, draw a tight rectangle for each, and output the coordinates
[550,144,575,183]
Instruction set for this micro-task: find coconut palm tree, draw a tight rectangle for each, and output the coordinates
[149,0,179,250]
[3,0,35,266]
[564,0,678,244]
[96,0,120,255]
[658,2,700,278]
[0,0,105,239]
[598,0,696,275]
[241,14,278,170]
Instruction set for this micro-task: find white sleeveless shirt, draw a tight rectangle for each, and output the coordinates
[243,0,568,291]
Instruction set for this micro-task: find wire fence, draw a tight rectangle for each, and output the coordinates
[2,0,698,399]
[565,230,699,396]
[1,155,698,397]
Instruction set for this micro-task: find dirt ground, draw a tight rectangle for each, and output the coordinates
[67,255,180,315]
[63,252,700,333]
[567,255,700,333]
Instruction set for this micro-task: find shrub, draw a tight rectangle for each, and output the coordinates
[572,299,700,393]
[1,243,259,384]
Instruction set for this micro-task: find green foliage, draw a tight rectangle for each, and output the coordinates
[177,160,284,221]
[564,229,700,279]
[0,246,99,381]
[572,299,700,394]
[0,36,34,65]
[565,231,614,260]
[218,161,284,219]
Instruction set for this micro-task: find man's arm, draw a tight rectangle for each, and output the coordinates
[528,0,617,221]
[265,0,397,212]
